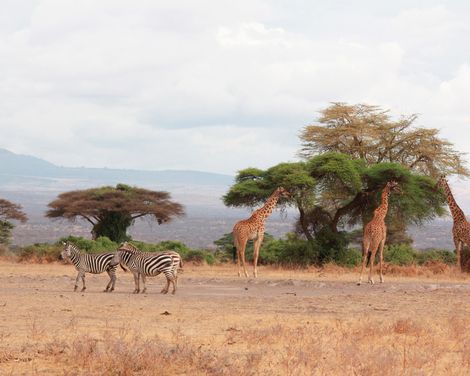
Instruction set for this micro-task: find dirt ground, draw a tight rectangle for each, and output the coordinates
[1,260,470,375]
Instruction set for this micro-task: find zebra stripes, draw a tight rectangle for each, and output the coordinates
[61,242,117,292]
[110,242,178,294]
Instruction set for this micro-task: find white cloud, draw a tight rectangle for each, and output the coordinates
[1,1,470,174]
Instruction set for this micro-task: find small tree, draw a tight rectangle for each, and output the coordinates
[0,198,28,245]
[46,184,184,242]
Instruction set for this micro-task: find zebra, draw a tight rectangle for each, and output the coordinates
[117,242,183,288]
[61,242,118,292]
[110,242,177,294]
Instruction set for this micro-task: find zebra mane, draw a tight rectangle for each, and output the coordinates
[118,242,141,253]
[65,242,81,253]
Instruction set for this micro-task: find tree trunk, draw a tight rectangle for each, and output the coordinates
[298,207,314,242]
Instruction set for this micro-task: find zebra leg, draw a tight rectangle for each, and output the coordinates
[80,272,86,292]
[161,271,173,294]
[141,274,147,294]
[74,272,81,291]
[105,268,116,292]
[133,272,140,294]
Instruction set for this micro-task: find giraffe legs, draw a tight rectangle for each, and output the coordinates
[357,240,370,285]
[253,233,264,278]
[454,238,462,272]
[368,248,377,285]
[378,238,385,283]
[235,238,249,278]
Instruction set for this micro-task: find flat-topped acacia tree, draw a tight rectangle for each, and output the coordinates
[46,184,185,242]
[0,198,28,245]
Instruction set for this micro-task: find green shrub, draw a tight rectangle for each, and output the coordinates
[259,233,319,266]
[416,249,456,265]
[335,248,362,267]
[59,235,118,253]
[315,227,349,264]
[384,243,416,265]
[18,243,63,262]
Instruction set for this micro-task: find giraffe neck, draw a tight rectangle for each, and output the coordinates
[254,190,281,222]
[373,185,391,220]
[441,180,466,223]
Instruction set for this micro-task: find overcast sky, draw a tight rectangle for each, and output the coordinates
[1,0,470,175]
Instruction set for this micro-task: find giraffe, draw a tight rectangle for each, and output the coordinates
[232,187,290,278]
[436,176,468,271]
[357,181,401,285]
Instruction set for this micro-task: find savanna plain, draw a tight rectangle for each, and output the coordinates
[0,260,469,375]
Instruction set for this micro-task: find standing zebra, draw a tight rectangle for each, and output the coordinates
[110,242,177,294]
[61,242,118,292]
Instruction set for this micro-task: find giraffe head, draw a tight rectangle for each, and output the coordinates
[435,175,447,191]
[386,180,401,194]
[276,186,290,198]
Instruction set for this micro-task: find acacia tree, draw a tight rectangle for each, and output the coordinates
[223,162,316,241]
[0,198,28,245]
[46,184,184,242]
[224,153,446,249]
[300,103,469,178]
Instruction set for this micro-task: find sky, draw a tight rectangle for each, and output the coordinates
[1,0,470,175]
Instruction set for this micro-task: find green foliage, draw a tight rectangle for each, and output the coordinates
[384,244,416,265]
[92,212,133,244]
[334,248,362,267]
[314,227,349,264]
[60,235,118,253]
[19,243,63,262]
[259,233,319,266]
[0,220,14,245]
[416,249,456,265]
[307,152,363,194]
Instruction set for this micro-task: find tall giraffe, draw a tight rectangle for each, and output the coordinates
[436,176,468,271]
[233,187,290,278]
[358,181,401,285]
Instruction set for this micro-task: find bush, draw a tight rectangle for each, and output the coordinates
[18,243,63,262]
[315,227,349,264]
[59,235,118,253]
[416,249,456,266]
[384,244,416,266]
[260,233,320,266]
[184,249,216,265]
[335,248,362,267]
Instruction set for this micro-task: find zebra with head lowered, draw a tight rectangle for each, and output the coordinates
[61,242,119,292]
[110,242,178,294]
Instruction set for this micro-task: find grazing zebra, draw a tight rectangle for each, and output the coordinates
[61,242,118,292]
[110,242,177,294]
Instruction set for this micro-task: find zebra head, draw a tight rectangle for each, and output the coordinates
[61,242,78,261]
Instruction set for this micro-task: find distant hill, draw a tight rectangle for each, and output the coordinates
[0,148,234,189]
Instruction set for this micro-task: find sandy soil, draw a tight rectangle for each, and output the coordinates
[1,261,470,375]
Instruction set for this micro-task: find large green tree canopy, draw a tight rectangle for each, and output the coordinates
[46,184,184,242]
[300,103,468,178]
[0,198,28,245]
[224,153,446,244]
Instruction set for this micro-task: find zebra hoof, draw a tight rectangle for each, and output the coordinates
[74,286,78,292]
[81,287,86,292]
[133,290,139,294]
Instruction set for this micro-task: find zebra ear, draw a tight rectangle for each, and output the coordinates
[62,241,66,246]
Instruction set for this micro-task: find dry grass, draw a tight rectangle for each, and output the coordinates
[2,317,469,375]
[1,261,470,375]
